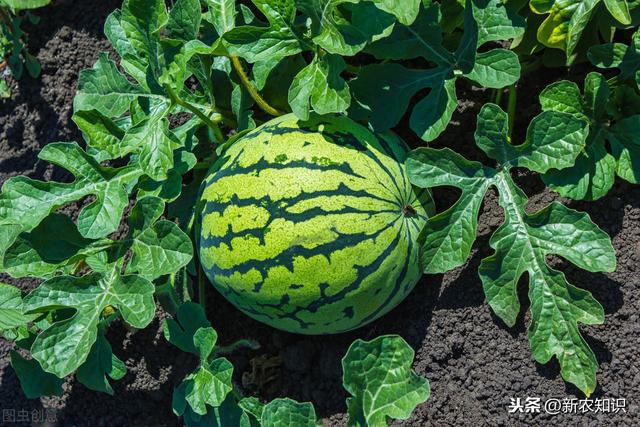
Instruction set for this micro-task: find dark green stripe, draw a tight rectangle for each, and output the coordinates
[231,217,406,330]
[205,215,403,288]
[354,220,413,328]
[202,182,401,222]
[322,129,407,206]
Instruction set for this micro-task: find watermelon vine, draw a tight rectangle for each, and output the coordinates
[0,0,638,424]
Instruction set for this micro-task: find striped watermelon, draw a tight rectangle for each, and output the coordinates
[199,113,433,334]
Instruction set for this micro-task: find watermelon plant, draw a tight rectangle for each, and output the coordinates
[0,0,637,424]
[0,0,49,98]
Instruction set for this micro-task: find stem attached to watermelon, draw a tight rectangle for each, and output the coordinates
[230,55,284,117]
[402,204,417,216]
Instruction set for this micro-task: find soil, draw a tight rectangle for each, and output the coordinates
[1,1,639,426]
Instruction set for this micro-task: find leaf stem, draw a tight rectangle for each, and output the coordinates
[494,88,503,106]
[165,85,225,142]
[198,264,206,311]
[507,84,517,140]
[230,55,283,116]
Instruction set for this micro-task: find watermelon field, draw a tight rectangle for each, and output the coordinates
[0,0,639,426]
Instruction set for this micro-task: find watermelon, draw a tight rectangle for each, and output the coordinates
[199,113,433,334]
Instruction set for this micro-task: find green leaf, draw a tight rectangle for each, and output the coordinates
[120,0,168,75]
[476,104,588,172]
[1,0,50,10]
[175,358,234,416]
[10,351,63,398]
[74,53,156,116]
[465,49,521,89]
[2,214,107,278]
[342,335,429,426]
[471,0,526,46]
[23,269,156,377]
[588,29,640,84]
[352,0,521,140]
[128,220,193,281]
[543,132,617,200]
[603,0,632,24]
[531,0,600,57]
[588,43,629,70]
[410,77,458,142]
[539,73,634,200]
[76,330,127,395]
[407,103,616,396]
[368,0,422,25]
[610,115,640,184]
[160,40,223,92]
[104,10,148,86]
[365,2,452,63]
[128,196,165,233]
[261,398,317,427]
[167,0,202,41]
[538,80,587,119]
[0,283,37,333]
[222,0,303,62]
[0,143,142,241]
[205,0,237,35]
[239,397,265,424]
[352,64,452,132]
[164,301,213,357]
[122,116,176,180]
[181,394,249,427]
[481,182,611,396]
[407,148,494,272]
[72,109,126,158]
[0,80,10,99]
[296,0,365,56]
[288,54,350,120]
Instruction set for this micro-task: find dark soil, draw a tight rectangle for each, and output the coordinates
[1,1,639,426]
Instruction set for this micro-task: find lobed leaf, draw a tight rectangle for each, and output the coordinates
[353,0,522,141]
[0,143,142,244]
[23,269,156,377]
[407,103,615,396]
[342,335,429,426]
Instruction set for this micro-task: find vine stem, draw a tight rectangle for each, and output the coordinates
[230,55,283,116]
[507,84,517,140]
